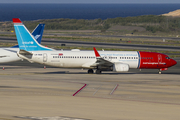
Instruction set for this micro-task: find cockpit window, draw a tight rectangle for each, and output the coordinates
[166,57,170,59]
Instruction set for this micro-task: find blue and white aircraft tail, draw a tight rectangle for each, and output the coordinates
[13,18,52,51]
[31,23,45,44]
[11,23,45,48]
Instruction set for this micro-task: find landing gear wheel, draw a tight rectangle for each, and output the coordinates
[96,69,102,74]
[88,69,94,74]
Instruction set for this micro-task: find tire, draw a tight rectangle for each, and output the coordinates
[88,69,94,74]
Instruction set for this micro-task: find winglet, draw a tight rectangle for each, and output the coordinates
[12,18,22,23]
[93,47,101,57]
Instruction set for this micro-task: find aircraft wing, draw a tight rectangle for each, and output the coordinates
[0,48,16,58]
[91,47,114,67]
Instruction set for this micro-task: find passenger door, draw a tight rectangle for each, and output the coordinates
[43,53,47,62]
[158,54,162,67]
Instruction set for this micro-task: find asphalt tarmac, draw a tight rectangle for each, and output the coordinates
[0,60,180,120]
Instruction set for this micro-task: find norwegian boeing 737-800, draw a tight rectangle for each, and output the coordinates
[0,23,45,63]
[13,18,177,74]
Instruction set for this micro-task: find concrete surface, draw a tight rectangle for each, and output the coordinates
[0,60,180,120]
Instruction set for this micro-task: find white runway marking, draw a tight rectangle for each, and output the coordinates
[93,85,101,95]
[110,84,119,95]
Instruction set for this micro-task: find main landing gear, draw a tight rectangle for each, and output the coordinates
[87,69,102,74]
[88,69,94,74]
[95,69,102,74]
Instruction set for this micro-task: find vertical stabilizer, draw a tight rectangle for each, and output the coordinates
[13,18,52,51]
[31,24,45,44]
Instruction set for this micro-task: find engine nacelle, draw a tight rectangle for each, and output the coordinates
[113,63,129,72]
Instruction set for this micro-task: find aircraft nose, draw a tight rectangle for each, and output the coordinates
[172,59,177,66]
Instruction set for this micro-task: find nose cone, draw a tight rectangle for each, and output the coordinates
[172,59,177,66]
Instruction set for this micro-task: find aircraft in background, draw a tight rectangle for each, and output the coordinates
[0,23,45,63]
[13,18,177,74]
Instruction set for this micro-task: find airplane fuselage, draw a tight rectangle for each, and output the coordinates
[19,50,177,70]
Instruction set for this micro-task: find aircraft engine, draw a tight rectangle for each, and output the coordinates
[113,63,129,72]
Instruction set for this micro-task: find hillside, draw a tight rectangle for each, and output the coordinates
[0,14,180,34]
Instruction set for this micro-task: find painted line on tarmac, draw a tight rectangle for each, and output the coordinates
[110,84,119,95]
[73,83,87,96]
[93,85,102,96]
[15,116,89,120]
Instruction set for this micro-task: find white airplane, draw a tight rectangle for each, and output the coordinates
[0,23,45,63]
[13,18,177,74]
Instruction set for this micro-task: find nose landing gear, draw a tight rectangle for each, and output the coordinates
[159,68,168,74]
